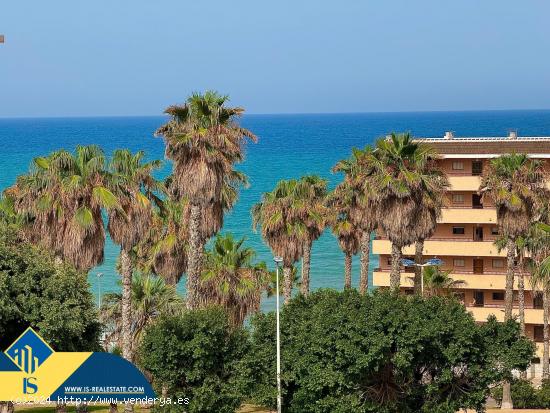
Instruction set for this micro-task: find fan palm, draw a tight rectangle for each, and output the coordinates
[294,175,328,296]
[155,91,257,309]
[197,233,270,326]
[8,145,120,270]
[326,188,362,289]
[364,133,447,290]
[480,154,546,320]
[107,149,162,363]
[332,147,378,293]
[407,266,465,297]
[252,179,308,303]
[100,274,184,361]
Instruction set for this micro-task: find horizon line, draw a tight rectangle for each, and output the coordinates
[2,107,550,121]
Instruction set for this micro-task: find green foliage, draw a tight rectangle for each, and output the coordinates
[0,226,101,351]
[240,290,534,413]
[492,379,550,409]
[138,307,248,413]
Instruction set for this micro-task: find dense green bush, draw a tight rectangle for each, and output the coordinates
[240,289,534,413]
[0,227,101,351]
[138,307,248,413]
[493,379,550,409]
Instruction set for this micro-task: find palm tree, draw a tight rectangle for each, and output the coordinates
[364,133,447,290]
[326,189,362,289]
[155,91,257,309]
[252,180,308,303]
[8,145,120,270]
[197,233,270,326]
[332,148,378,294]
[407,266,465,297]
[480,153,546,409]
[107,150,161,364]
[295,176,328,296]
[100,274,184,360]
[481,154,546,320]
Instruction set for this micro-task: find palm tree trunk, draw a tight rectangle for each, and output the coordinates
[283,266,292,304]
[301,239,312,296]
[390,243,402,291]
[344,252,352,289]
[359,231,370,294]
[518,259,525,336]
[414,240,424,295]
[187,204,203,310]
[501,238,516,410]
[504,239,516,321]
[120,248,133,363]
[544,287,550,380]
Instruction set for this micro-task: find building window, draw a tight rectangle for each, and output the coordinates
[534,292,544,309]
[387,257,392,266]
[492,259,504,268]
[452,194,465,204]
[452,161,464,170]
[453,226,465,235]
[492,291,505,301]
[491,227,499,236]
[453,258,465,267]
[534,326,545,342]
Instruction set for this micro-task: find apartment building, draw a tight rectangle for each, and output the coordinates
[372,132,550,363]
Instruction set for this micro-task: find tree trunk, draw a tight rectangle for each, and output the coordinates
[301,239,312,296]
[389,243,402,291]
[120,249,133,363]
[518,255,525,335]
[414,240,424,295]
[187,204,203,310]
[501,238,516,410]
[109,404,118,413]
[359,231,370,294]
[544,287,550,380]
[283,266,292,304]
[344,252,352,290]
[0,402,14,413]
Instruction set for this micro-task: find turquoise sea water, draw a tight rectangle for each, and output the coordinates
[2,110,550,311]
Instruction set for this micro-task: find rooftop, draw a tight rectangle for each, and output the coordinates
[413,132,550,156]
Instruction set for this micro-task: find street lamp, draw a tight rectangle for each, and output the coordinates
[273,256,283,413]
[401,258,443,296]
[96,272,104,308]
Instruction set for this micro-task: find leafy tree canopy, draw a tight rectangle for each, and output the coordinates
[0,226,101,351]
[239,289,534,413]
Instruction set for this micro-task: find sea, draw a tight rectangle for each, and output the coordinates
[2,110,550,311]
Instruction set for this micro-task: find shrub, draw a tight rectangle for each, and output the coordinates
[138,307,248,413]
[0,227,101,351]
[240,289,534,413]
[493,379,550,409]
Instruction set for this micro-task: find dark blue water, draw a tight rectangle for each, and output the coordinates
[2,110,550,310]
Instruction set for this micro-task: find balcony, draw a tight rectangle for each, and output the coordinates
[439,208,497,224]
[468,306,543,324]
[372,271,535,290]
[372,239,505,257]
[448,176,482,191]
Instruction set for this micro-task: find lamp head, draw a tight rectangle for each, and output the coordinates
[273,256,283,265]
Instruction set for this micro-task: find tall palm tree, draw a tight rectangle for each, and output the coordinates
[481,154,546,320]
[364,133,447,290]
[480,153,546,409]
[8,145,120,270]
[197,233,270,326]
[252,180,308,303]
[332,147,378,294]
[330,197,362,289]
[107,149,161,365]
[100,273,184,359]
[155,91,257,309]
[295,175,328,296]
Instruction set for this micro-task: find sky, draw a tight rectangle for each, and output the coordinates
[1,0,550,117]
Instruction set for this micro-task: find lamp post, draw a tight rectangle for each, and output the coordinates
[400,258,443,296]
[273,256,283,413]
[96,272,104,308]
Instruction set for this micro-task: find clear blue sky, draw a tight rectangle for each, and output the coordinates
[1,0,549,117]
